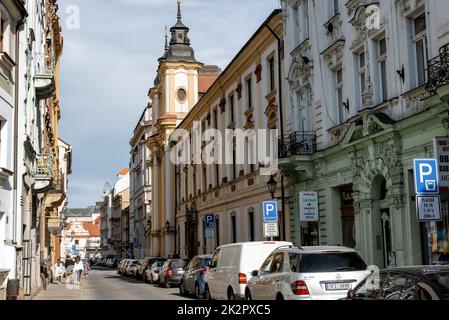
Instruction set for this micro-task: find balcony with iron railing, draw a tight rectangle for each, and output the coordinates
[35,52,55,100]
[426,43,449,101]
[278,131,317,159]
[33,154,54,192]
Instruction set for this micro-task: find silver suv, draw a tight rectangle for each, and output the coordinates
[246,246,370,300]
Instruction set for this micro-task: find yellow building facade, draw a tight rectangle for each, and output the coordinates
[147,6,289,259]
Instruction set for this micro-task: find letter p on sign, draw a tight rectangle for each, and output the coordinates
[414,159,439,194]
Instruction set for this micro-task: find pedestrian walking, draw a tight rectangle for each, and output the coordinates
[73,256,84,285]
[53,259,65,284]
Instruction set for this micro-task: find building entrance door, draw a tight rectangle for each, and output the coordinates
[380,209,392,267]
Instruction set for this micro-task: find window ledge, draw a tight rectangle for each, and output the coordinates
[0,52,16,71]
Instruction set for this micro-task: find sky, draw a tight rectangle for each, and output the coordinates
[58,0,280,208]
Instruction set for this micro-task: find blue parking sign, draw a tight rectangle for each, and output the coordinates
[414,159,439,194]
[205,214,215,228]
[263,201,278,222]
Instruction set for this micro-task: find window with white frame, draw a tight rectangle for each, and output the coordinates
[192,166,197,197]
[229,94,235,124]
[246,77,253,110]
[202,165,207,193]
[411,12,428,86]
[357,50,367,103]
[332,0,339,16]
[334,68,344,123]
[303,0,309,39]
[0,16,5,52]
[268,55,276,92]
[377,37,388,102]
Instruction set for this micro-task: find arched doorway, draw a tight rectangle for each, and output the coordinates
[371,176,393,268]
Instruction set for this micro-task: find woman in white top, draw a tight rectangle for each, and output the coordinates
[73,256,84,285]
[54,259,64,284]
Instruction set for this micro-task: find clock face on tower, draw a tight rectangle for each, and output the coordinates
[177,33,184,42]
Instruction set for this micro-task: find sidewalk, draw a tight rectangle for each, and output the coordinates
[33,277,86,300]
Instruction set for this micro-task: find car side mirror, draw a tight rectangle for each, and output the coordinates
[251,270,259,277]
[347,290,354,300]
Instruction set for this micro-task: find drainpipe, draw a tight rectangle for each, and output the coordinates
[266,23,287,241]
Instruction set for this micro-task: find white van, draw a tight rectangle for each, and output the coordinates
[204,241,293,300]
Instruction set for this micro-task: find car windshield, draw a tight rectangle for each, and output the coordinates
[425,272,449,294]
[171,260,186,268]
[298,252,367,273]
[156,262,164,267]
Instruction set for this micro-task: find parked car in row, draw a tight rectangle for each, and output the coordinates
[246,246,369,300]
[159,259,187,288]
[346,265,449,300]
[137,257,164,280]
[144,260,166,283]
[179,254,212,299]
[204,241,293,300]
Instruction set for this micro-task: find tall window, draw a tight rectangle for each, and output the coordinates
[358,51,367,97]
[216,216,220,247]
[335,68,344,122]
[377,37,388,102]
[185,170,188,199]
[229,94,235,124]
[333,0,339,16]
[303,0,309,39]
[0,18,5,52]
[268,56,275,92]
[231,214,237,243]
[412,13,428,86]
[215,163,219,187]
[293,5,299,27]
[193,167,197,197]
[248,209,255,241]
[246,77,253,110]
[232,140,237,180]
[213,109,218,129]
[202,166,207,193]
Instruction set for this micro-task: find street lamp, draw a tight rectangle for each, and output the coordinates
[267,175,277,199]
[266,175,288,241]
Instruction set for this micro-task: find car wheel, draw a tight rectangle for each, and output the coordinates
[204,284,212,300]
[179,281,186,296]
[276,293,284,300]
[195,283,202,299]
[245,289,252,300]
[228,288,236,300]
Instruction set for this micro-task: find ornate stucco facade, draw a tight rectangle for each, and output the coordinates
[280,0,449,268]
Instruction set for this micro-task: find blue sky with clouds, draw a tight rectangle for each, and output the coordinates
[58,0,279,208]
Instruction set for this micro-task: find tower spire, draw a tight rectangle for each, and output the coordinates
[177,0,182,21]
[164,25,169,51]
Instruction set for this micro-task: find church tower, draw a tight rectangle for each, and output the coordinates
[147,0,203,258]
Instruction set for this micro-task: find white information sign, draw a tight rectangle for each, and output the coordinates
[416,195,442,222]
[433,137,449,187]
[263,222,279,238]
[299,192,319,222]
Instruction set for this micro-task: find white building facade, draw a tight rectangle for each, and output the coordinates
[129,105,152,258]
[280,0,449,267]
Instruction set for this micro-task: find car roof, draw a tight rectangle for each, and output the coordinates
[276,246,358,253]
[217,241,292,249]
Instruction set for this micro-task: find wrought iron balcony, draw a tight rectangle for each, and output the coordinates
[278,131,317,159]
[35,52,55,100]
[426,43,449,94]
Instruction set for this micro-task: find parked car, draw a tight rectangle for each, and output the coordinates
[346,265,449,300]
[145,260,166,284]
[159,259,187,288]
[246,246,369,300]
[180,254,212,298]
[136,257,163,280]
[119,259,131,274]
[117,259,126,274]
[205,241,292,300]
[126,260,140,277]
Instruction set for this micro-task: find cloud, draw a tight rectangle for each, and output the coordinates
[58,0,278,208]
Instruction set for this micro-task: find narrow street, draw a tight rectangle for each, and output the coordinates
[33,267,192,300]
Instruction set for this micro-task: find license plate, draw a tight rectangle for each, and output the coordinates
[325,282,351,291]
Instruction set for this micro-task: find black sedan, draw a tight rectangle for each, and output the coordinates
[346,265,449,300]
